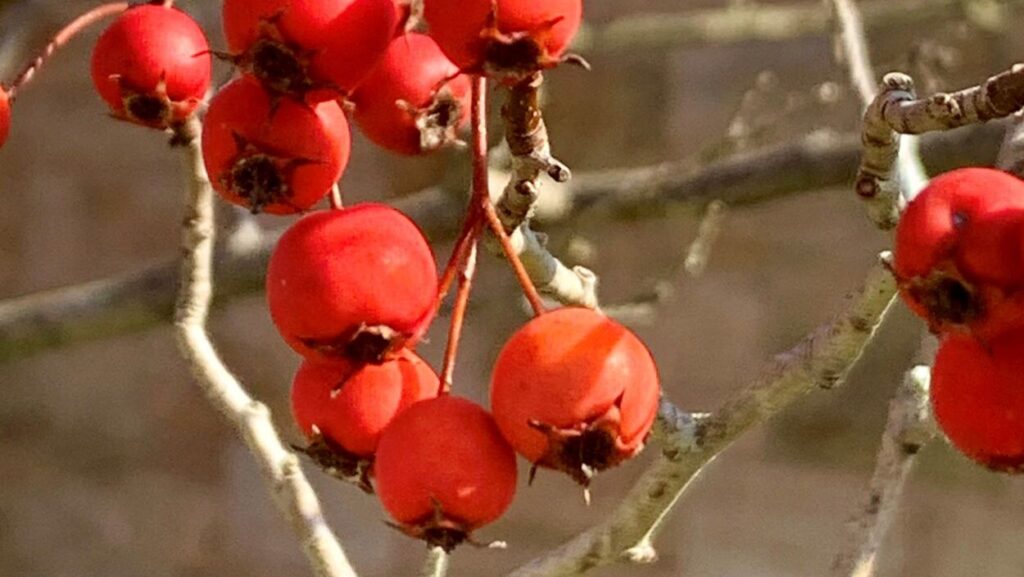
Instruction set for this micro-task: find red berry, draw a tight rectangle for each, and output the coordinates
[490,307,660,486]
[894,167,1024,339]
[374,395,517,550]
[291,350,440,488]
[90,4,211,129]
[222,0,398,99]
[932,332,1024,472]
[266,204,438,362]
[424,0,582,80]
[351,33,471,155]
[0,87,10,148]
[202,75,351,214]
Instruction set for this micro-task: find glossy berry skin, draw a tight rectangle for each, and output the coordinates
[91,4,211,129]
[202,75,351,214]
[266,204,438,362]
[351,33,470,155]
[0,87,9,148]
[292,350,440,457]
[375,396,517,550]
[491,307,661,486]
[932,332,1024,472]
[894,168,1024,339]
[424,0,582,80]
[222,0,398,98]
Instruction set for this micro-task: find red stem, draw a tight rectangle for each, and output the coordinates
[6,2,129,100]
[438,235,479,392]
[482,200,546,316]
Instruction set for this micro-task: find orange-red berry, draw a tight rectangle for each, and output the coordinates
[490,307,660,486]
[202,75,351,214]
[424,0,582,81]
[374,395,517,550]
[351,33,471,155]
[894,168,1024,339]
[266,204,438,362]
[90,3,211,129]
[932,331,1024,472]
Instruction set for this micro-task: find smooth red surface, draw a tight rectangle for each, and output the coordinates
[223,0,397,95]
[424,0,582,72]
[0,88,9,148]
[291,351,440,456]
[375,396,517,529]
[932,332,1024,470]
[352,33,470,155]
[490,307,660,463]
[90,4,210,124]
[266,204,438,360]
[201,75,350,214]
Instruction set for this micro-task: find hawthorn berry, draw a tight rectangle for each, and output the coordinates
[0,87,9,148]
[202,75,351,214]
[222,0,398,99]
[931,331,1024,472]
[894,167,1024,339]
[490,307,661,487]
[374,395,517,551]
[266,203,438,362]
[424,0,583,80]
[90,3,211,130]
[351,33,471,155]
[291,350,440,489]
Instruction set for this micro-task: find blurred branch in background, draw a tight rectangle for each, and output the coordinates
[0,122,1004,363]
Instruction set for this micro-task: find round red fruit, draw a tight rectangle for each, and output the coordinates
[491,307,661,486]
[424,0,582,80]
[202,75,351,214]
[291,350,439,486]
[351,33,470,155]
[894,167,1024,338]
[374,395,517,551]
[266,204,438,362]
[0,87,10,148]
[222,0,398,98]
[932,331,1024,472]
[91,4,211,129]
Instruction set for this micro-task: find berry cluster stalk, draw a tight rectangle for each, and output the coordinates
[173,117,358,577]
[5,2,127,100]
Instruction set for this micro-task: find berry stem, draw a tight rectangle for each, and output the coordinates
[469,75,547,316]
[5,2,129,100]
[329,184,344,210]
[439,236,479,392]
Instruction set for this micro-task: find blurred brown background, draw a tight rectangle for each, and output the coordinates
[2,1,1024,576]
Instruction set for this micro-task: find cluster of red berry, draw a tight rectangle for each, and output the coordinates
[0,0,659,552]
[894,167,1024,471]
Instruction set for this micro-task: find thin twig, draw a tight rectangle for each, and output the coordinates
[173,117,358,577]
[508,254,898,577]
[421,547,450,577]
[830,366,934,577]
[684,200,728,278]
[6,2,128,100]
[0,123,1005,364]
[830,0,928,228]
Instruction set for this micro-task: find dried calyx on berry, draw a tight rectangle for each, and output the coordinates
[932,331,1024,472]
[424,0,584,82]
[351,33,471,155]
[374,396,517,551]
[491,307,661,490]
[893,167,1024,340]
[221,0,398,100]
[266,203,439,363]
[291,350,440,492]
[90,2,211,132]
[201,75,351,214]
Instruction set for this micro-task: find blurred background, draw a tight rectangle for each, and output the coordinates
[2,0,1024,575]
